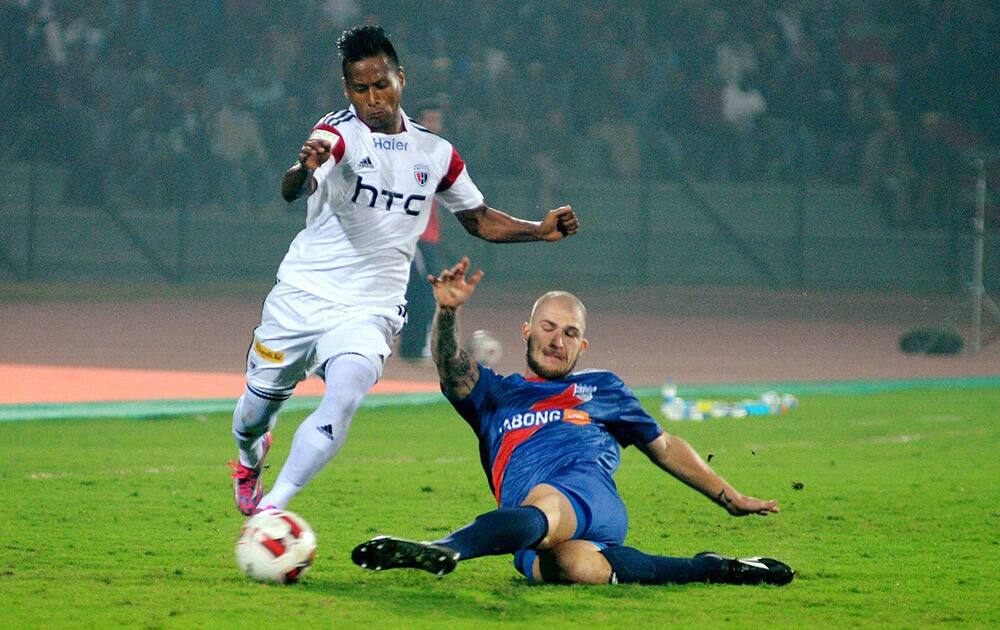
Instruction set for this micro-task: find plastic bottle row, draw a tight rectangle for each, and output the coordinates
[660,381,798,421]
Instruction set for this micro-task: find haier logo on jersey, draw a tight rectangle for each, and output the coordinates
[351,176,426,215]
[373,138,408,151]
[498,408,591,434]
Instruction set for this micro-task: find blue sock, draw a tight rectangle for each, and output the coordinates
[434,506,549,561]
[600,546,725,584]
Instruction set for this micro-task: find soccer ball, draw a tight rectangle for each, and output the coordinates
[468,329,502,368]
[236,509,317,584]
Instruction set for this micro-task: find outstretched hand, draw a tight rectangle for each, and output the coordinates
[720,490,780,517]
[428,256,484,310]
[537,206,579,241]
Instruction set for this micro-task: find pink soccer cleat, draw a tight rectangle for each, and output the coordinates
[228,432,273,516]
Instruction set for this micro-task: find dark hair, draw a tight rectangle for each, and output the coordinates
[336,25,400,77]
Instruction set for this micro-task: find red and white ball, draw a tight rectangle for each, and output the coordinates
[468,329,503,369]
[236,509,317,584]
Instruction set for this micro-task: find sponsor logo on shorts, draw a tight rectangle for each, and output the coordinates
[498,408,591,434]
[254,340,285,363]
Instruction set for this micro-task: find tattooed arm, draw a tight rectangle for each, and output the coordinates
[428,257,484,399]
[432,306,480,398]
[638,433,780,517]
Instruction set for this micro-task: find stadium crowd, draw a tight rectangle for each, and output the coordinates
[2,0,996,227]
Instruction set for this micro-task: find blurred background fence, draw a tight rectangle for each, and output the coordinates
[1,0,998,295]
[3,170,997,294]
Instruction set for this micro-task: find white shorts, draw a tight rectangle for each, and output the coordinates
[245,282,406,393]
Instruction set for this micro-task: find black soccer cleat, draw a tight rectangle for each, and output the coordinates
[696,551,794,586]
[352,536,459,578]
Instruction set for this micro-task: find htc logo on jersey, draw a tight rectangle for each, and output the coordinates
[351,175,426,215]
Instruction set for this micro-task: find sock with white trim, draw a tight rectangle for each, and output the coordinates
[232,384,289,468]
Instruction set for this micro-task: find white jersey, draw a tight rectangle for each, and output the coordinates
[276,105,485,306]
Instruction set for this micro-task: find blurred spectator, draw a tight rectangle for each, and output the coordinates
[164,92,212,207]
[38,1,107,67]
[716,17,758,86]
[528,109,574,208]
[265,95,313,180]
[50,86,91,206]
[721,76,767,180]
[483,59,529,173]
[860,110,914,226]
[122,87,174,206]
[575,48,642,179]
[209,91,270,211]
[911,111,964,227]
[0,0,995,223]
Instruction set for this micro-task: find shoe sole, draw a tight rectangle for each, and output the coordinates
[352,536,457,577]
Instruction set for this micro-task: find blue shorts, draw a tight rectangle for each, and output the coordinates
[513,463,628,581]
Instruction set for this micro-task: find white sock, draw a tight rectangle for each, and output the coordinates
[260,354,377,509]
[232,384,290,468]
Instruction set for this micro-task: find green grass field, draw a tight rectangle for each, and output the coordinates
[2,388,998,628]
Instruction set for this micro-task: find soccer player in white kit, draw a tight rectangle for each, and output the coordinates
[229,25,580,516]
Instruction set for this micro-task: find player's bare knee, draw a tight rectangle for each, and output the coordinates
[523,485,576,549]
[559,560,610,585]
[547,541,612,585]
[531,509,571,550]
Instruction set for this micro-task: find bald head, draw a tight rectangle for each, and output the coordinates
[529,291,587,333]
[522,291,588,379]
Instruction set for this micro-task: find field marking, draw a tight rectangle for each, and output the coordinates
[870,434,923,444]
[0,362,440,405]
[742,426,993,452]
[2,375,999,423]
[632,375,1000,398]
[25,466,178,480]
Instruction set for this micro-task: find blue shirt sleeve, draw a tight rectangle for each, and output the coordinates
[443,363,498,436]
[605,382,663,448]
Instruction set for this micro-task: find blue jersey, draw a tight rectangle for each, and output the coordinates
[446,366,663,507]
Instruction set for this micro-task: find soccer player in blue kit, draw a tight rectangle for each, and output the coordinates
[353,257,794,586]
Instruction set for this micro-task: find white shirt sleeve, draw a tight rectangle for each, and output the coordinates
[307,119,348,187]
[435,147,485,213]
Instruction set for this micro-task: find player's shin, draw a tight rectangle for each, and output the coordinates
[261,426,341,509]
[232,385,288,468]
[259,354,377,508]
[433,506,549,560]
[599,546,725,585]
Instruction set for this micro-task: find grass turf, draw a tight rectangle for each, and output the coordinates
[1,388,998,628]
